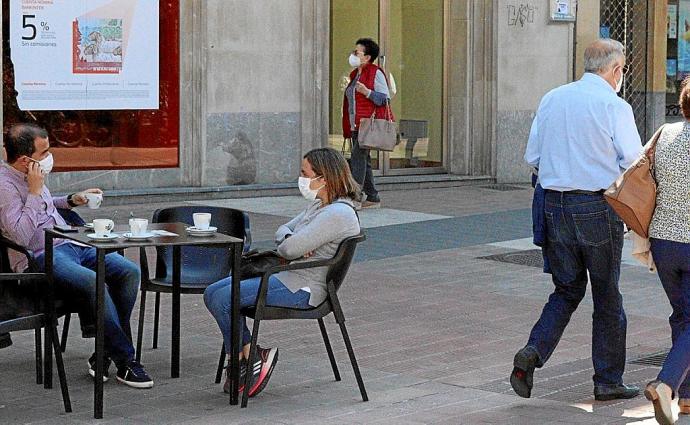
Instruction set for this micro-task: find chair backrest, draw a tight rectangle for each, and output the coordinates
[325,233,366,293]
[152,206,251,284]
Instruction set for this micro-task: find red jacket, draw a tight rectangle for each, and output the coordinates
[342,63,393,138]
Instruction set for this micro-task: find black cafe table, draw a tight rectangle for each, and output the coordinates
[44,222,245,418]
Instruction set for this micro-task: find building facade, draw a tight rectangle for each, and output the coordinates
[0,1,669,195]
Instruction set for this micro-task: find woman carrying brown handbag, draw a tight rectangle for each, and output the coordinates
[643,78,690,425]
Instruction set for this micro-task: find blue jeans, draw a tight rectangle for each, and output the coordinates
[204,276,311,353]
[526,192,626,386]
[36,243,140,365]
[650,238,690,397]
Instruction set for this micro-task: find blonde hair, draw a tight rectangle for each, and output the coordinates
[304,148,361,204]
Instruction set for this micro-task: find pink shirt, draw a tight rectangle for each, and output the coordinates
[0,164,69,272]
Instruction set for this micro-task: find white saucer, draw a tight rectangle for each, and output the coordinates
[186,226,217,236]
[86,233,119,241]
[123,232,156,240]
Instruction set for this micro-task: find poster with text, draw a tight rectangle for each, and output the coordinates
[669,5,678,40]
[679,2,690,76]
[10,0,159,111]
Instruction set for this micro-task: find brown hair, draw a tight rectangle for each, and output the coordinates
[304,148,361,204]
[680,76,690,120]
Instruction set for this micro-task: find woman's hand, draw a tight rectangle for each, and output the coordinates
[355,82,371,96]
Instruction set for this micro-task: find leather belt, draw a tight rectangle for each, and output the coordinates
[545,189,605,195]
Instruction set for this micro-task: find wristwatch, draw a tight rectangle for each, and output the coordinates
[67,193,78,208]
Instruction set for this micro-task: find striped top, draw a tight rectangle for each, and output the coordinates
[648,122,690,243]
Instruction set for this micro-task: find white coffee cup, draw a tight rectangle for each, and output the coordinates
[129,218,148,236]
[84,193,103,209]
[93,219,114,237]
[193,213,212,230]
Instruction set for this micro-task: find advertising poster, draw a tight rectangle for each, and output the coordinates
[10,0,159,111]
[679,2,690,75]
[669,5,678,40]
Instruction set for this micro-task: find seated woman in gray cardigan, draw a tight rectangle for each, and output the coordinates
[204,148,361,397]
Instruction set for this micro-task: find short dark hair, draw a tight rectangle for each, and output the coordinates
[356,38,380,63]
[4,123,48,163]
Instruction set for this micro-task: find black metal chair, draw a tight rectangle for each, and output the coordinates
[0,271,72,413]
[215,233,367,407]
[135,206,251,364]
[0,208,91,353]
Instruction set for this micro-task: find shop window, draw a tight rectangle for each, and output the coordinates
[2,0,179,171]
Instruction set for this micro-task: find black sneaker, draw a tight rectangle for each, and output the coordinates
[248,346,279,397]
[223,358,247,394]
[510,346,540,398]
[116,360,154,389]
[88,353,112,382]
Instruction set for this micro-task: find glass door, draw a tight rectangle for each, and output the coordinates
[329,0,446,175]
[329,0,381,173]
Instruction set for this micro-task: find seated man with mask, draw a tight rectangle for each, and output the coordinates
[0,123,153,388]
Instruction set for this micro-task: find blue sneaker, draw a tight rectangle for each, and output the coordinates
[116,360,154,389]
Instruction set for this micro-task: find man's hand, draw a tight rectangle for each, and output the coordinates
[303,251,315,259]
[355,82,370,96]
[27,161,44,196]
[71,188,103,206]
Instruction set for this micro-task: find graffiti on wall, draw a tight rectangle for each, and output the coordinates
[507,3,536,27]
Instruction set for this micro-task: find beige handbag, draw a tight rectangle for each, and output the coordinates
[604,125,665,238]
[357,103,397,151]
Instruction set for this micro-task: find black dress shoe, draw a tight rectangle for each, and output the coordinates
[594,383,640,401]
[510,346,540,398]
[0,333,12,349]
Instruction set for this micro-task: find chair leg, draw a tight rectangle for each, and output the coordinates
[318,318,341,382]
[60,313,70,353]
[44,319,53,389]
[35,328,43,385]
[135,290,147,363]
[215,344,226,384]
[152,292,160,349]
[50,324,72,413]
[241,319,261,408]
[338,322,368,402]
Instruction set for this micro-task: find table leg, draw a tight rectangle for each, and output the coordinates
[95,249,106,419]
[44,234,54,390]
[229,242,242,405]
[171,245,181,378]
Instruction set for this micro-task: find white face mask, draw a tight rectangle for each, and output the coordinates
[298,176,324,201]
[29,153,54,175]
[348,53,361,68]
[615,71,624,93]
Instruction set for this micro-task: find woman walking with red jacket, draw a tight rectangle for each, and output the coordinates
[342,38,391,209]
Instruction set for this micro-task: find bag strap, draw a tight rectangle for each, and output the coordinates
[646,124,666,175]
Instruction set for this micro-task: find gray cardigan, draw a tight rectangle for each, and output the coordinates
[274,198,360,306]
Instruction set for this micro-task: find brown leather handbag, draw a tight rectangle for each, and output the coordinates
[358,102,398,151]
[604,125,665,238]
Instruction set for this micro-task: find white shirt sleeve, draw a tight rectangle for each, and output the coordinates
[612,102,642,170]
[374,70,390,99]
[524,112,541,167]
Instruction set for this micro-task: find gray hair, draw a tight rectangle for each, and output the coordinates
[583,39,625,73]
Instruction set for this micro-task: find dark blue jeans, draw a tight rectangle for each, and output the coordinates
[36,243,140,366]
[204,275,311,354]
[350,132,379,202]
[650,238,690,398]
[526,192,626,386]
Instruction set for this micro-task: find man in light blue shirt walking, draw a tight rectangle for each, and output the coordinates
[511,39,642,402]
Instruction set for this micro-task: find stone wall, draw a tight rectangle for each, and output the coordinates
[494,1,574,183]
